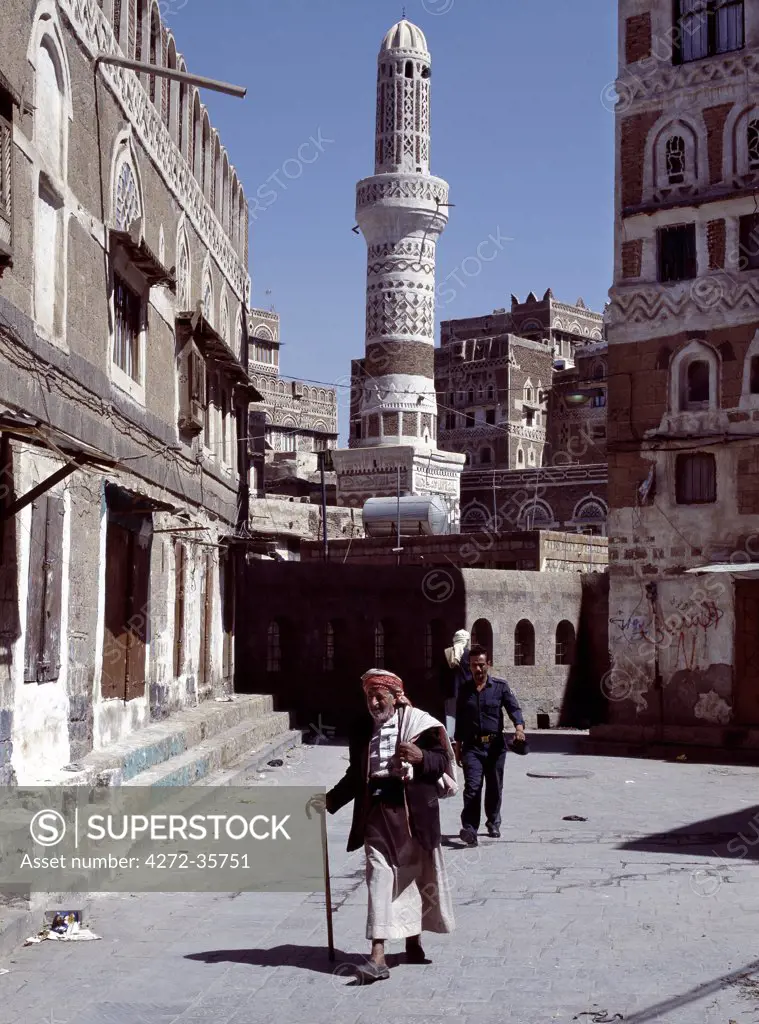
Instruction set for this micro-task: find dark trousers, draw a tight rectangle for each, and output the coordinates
[460,741,506,833]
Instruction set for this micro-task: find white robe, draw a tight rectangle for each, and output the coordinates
[364,708,456,941]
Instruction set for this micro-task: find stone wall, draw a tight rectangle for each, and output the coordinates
[236,562,609,734]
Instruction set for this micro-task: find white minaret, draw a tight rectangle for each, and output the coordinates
[333,19,464,528]
[355,19,447,446]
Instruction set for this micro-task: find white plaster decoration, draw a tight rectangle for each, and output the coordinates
[740,330,759,410]
[58,0,249,302]
[724,103,759,186]
[616,50,759,113]
[607,275,759,342]
[333,20,462,520]
[158,224,165,266]
[569,494,609,528]
[114,160,141,230]
[201,262,214,326]
[518,499,558,530]
[644,115,708,202]
[176,223,190,310]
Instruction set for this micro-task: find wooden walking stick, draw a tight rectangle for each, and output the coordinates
[320,809,336,962]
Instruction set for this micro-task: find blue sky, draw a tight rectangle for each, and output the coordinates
[165,0,618,426]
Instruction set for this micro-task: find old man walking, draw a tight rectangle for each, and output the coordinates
[312,669,456,982]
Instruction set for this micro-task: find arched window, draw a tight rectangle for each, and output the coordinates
[166,37,177,137]
[686,360,710,406]
[666,135,686,184]
[749,119,759,170]
[424,619,446,671]
[222,154,230,232]
[555,621,576,666]
[461,502,489,531]
[467,388,474,405]
[212,134,221,212]
[487,384,495,401]
[374,622,385,668]
[671,341,719,415]
[231,178,239,247]
[36,39,65,178]
[405,60,414,79]
[114,160,141,230]
[266,621,281,672]
[323,622,335,672]
[239,193,248,260]
[202,271,213,325]
[176,230,190,310]
[149,3,161,106]
[201,111,211,198]
[178,62,188,156]
[471,618,493,662]
[528,449,536,466]
[220,296,230,346]
[480,447,492,465]
[514,620,535,666]
[34,33,69,338]
[191,91,201,177]
[593,362,605,380]
[517,448,524,465]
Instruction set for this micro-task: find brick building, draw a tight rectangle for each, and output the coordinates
[247,308,338,459]
[599,0,759,747]
[433,295,609,535]
[0,0,258,782]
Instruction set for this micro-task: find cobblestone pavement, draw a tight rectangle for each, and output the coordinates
[4,738,759,1024]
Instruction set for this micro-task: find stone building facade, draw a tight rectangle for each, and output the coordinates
[237,561,610,735]
[332,18,465,526]
[599,0,759,747]
[0,0,256,782]
[434,296,609,536]
[247,308,338,458]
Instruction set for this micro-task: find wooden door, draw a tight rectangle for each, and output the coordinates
[102,522,130,699]
[734,580,759,725]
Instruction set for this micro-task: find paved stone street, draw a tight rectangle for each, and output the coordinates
[3,738,759,1024]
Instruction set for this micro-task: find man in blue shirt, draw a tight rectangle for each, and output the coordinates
[454,644,525,845]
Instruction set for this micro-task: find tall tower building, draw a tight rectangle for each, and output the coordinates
[332,19,465,528]
[597,1,759,747]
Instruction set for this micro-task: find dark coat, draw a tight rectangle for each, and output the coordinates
[325,713,448,853]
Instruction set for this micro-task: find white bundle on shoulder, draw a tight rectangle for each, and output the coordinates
[444,628,471,670]
[398,707,459,798]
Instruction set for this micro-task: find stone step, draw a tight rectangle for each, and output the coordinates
[122,711,295,787]
[47,695,277,787]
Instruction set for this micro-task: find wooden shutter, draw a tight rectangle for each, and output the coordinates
[39,495,64,682]
[102,521,130,699]
[125,532,151,701]
[24,498,48,682]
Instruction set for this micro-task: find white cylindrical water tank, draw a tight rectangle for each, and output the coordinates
[362,495,449,537]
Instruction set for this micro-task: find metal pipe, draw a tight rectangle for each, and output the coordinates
[94,54,247,98]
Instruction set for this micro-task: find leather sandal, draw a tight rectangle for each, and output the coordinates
[356,961,390,982]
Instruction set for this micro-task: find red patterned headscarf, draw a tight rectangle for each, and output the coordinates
[361,669,412,707]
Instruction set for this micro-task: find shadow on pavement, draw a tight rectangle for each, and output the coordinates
[619,956,759,1023]
[185,944,409,975]
[618,804,759,860]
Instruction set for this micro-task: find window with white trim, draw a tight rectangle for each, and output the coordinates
[113,272,141,381]
[674,0,744,64]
